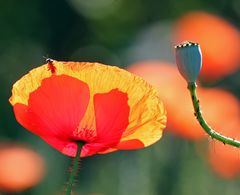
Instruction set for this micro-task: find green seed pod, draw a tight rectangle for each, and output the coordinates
[175,41,202,83]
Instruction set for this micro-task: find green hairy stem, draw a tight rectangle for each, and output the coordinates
[66,142,84,195]
[188,82,240,148]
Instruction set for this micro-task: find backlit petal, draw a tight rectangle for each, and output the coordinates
[10,61,166,157]
[12,75,90,154]
[94,89,129,144]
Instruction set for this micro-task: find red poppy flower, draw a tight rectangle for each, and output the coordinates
[10,61,166,157]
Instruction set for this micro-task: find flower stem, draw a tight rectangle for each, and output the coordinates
[66,141,84,195]
[187,82,240,148]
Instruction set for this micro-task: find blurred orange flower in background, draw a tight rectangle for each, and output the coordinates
[128,61,239,140]
[199,89,239,179]
[0,143,45,192]
[10,61,166,157]
[128,60,240,178]
[197,88,240,133]
[174,11,240,82]
[208,121,240,178]
[128,61,204,139]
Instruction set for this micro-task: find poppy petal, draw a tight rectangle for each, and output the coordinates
[96,139,145,154]
[118,87,167,147]
[119,99,166,148]
[12,75,90,155]
[117,139,145,150]
[94,89,130,145]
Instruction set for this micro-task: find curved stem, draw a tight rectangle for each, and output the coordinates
[187,82,240,148]
[66,141,84,195]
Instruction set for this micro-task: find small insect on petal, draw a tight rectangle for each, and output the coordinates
[46,58,56,74]
[175,41,202,83]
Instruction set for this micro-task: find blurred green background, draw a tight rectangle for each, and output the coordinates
[0,0,239,195]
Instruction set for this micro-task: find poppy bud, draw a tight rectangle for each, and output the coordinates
[175,41,202,83]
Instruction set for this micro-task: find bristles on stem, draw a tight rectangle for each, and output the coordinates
[65,142,84,195]
[188,82,240,148]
